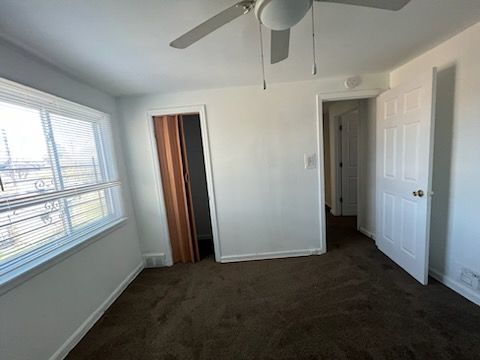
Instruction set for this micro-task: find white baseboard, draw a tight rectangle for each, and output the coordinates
[330,208,340,216]
[429,268,480,307]
[50,261,144,360]
[220,248,324,263]
[358,227,376,240]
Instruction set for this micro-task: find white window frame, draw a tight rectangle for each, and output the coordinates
[0,77,126,294]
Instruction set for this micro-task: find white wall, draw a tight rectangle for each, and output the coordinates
[0,39,143,359]
[390,22,480,304]
[117,74,388,262]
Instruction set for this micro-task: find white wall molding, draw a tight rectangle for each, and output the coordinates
[358,227,376,241]
[220,248,324,263]
[330,207,340,216]
[49,261,144,360]
[429,268,480,307]
[315,96,328,254]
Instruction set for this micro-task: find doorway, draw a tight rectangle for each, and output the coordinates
[322,99,372,248]
[152,112,215,264]
[318,69,437,285]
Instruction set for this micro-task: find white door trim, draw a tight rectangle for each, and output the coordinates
[316,89,383,252]
[146,105,221,263]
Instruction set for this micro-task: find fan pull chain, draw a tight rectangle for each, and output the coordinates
[311,4,317,76]
[258,22,267,90]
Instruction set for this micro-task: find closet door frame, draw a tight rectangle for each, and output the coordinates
[146,105,220,265]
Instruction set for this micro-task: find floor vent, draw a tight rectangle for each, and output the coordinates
[143,253,167,268]
[460,268,480,292]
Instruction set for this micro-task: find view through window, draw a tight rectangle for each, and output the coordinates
[0,80,123,282]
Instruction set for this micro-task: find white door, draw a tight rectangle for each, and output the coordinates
[340,109,358,216]
[376,68,437,285]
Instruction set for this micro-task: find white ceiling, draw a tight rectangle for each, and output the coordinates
[0,0,479,96]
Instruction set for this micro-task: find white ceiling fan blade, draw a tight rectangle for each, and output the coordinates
[314,0,410,11]
[170,1,253,49]
[271,28,290,64]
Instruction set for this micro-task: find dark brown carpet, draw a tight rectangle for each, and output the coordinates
[67,215,480,359]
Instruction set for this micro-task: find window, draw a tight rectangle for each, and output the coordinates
[0,78,124,286]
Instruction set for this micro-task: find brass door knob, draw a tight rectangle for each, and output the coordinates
[413,190,425,197]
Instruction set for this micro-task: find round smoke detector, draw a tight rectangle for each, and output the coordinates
[344,76,362,89]
[254,0,312,31]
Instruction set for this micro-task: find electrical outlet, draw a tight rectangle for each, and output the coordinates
[304,153,317,169]
[460,268,480,291]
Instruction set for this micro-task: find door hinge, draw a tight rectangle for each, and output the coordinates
[339,162,343,168]
[340,197,343,203]
[339,125,343,131]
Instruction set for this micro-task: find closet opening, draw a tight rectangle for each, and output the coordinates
[153,113,214,263]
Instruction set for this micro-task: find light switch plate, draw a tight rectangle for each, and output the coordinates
[304,153,317,169]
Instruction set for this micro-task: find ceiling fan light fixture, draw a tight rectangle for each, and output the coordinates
[255,0,312,31]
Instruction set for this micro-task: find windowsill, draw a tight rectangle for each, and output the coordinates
[0,217,128,296]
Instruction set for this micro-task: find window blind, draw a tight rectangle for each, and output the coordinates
[0,78,123,281]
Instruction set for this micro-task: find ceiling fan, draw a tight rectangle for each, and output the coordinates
[170,0,410,65]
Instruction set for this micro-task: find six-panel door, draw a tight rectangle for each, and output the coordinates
[376,69,437,285]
